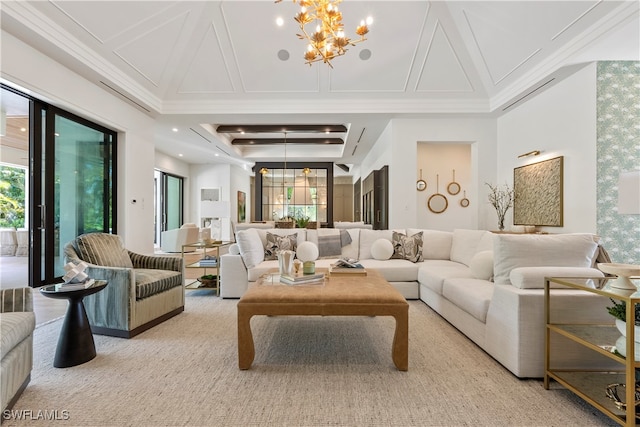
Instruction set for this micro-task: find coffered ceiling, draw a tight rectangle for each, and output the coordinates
[1,1,638,169]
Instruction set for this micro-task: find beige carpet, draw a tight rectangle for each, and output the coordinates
[5,291,614,426]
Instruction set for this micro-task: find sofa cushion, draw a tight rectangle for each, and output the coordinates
[418,262,475,295]
[391,231,423,263]
[236,229,264,268]
[442,279,494,323]
[371,238,394,260]
[0,312,35,357]
[256,229,306,246]
[493,234,600,285]
[135,269,182,300]
[359,230,393,260]
[359,259,420,282]
[74,233,133,268]
[470,251,494,281]
[450,229,491,267]
[264,232,298,260]
[509,266,605,289]
[407,229,453,260]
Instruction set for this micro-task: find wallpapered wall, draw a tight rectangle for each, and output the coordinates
[596,61,640,264]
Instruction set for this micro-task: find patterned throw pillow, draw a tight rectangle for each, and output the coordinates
[391,231,424,263]
[264,232,298,260]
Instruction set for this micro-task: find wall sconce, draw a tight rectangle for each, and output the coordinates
[517,150,541,158]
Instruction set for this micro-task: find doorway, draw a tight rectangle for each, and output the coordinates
[1,84,117,287]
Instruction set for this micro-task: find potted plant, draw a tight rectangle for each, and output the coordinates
[197,274,216,288]
[295,214,310,229]
[607,298,640,340]
[486,182,514,231]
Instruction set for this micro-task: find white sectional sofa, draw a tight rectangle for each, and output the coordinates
[220,227,612,378]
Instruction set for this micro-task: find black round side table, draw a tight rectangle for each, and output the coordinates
[39,281,107,368]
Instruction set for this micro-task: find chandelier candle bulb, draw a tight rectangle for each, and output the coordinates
[278,0,372,67]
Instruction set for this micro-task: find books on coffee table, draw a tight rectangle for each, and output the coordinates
[329,258,367,275]
[280,272,325,285]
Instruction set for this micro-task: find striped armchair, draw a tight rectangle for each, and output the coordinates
[1,287,35,412]
[64,233,184,338]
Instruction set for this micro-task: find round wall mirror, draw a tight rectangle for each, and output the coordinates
[428,193,448,214]
[460,190,470,207]
[447,182,461,195]
[447,169,461,195]
[416,169,426,191]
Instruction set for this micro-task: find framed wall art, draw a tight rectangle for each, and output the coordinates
[513,156,563,226]
[237,191,246,223]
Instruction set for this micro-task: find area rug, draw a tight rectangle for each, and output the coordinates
[4,291,614,426]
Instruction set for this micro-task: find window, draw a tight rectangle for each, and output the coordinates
[255,162,333,226]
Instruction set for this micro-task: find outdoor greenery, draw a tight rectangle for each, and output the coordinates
[0,165,26,228]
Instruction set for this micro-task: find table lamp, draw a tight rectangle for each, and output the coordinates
[296,241,319,274]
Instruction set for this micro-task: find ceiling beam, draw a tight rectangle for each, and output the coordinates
[231,138,344,145]
[217,124,347,134]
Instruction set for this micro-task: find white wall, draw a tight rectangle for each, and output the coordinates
[230,164,252,229]
[1,31,156,254]
[363,117,498,231]
[416,143,473,230]
[497,63,598,233]
[190,164,232,241]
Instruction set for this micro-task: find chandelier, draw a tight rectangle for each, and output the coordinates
[276,0,372,67]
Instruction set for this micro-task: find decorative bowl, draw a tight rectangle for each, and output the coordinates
[598,263,640,291]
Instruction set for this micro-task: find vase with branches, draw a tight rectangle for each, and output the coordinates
[486,183,514,231]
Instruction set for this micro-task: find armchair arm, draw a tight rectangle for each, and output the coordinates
[128,251,182,272]
[0,287,33,313]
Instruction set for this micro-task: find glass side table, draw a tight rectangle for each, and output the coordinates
[181,241,232,296]
[39,280,107,368]
[545,276,640,426]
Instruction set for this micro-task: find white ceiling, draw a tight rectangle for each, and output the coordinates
[1,1,638,170]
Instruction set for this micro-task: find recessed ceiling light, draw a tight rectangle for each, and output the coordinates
[277,49,290,61]
[172,127,178,132]
[20,128,26,132]
[214,153,219,157]
[178,153,183,157]
[359,49,372,61]
[276,17,284,26]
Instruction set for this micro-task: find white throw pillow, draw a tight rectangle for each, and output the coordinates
[493,234,599,285]
[469,250,494,281]
[371,238,394,260]
[235,229,264,269]
[359,229,393,259]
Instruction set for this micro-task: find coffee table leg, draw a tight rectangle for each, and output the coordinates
[392,310,408,371]
[237,308,255,370]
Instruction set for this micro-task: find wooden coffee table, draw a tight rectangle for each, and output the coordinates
[237,269,409,370]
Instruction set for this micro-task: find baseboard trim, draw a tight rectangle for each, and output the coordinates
[90,306,185,338]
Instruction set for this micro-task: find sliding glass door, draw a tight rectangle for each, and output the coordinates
[31,100,116,285]
[154,170,183,246]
